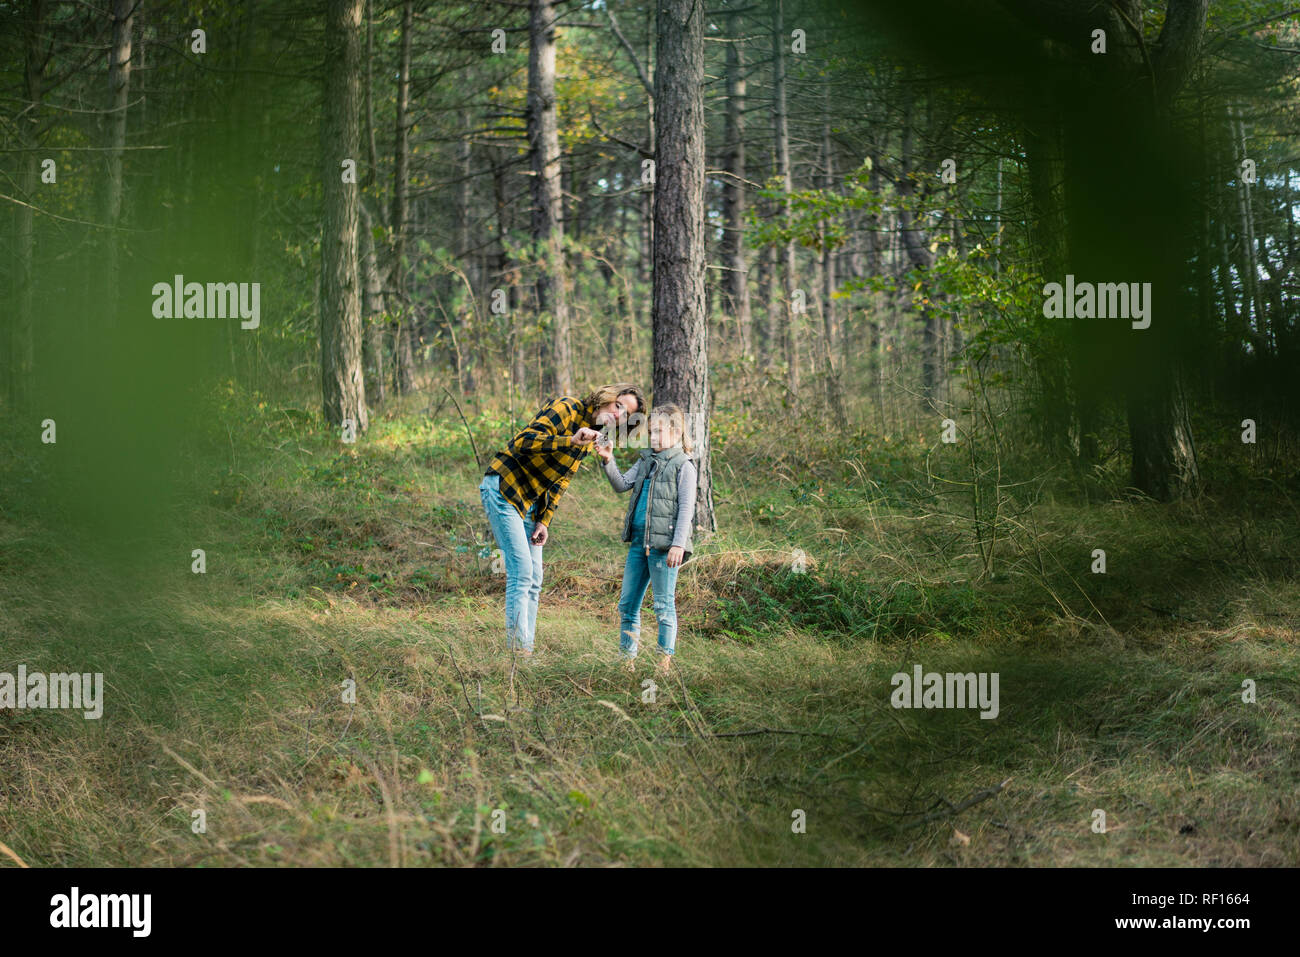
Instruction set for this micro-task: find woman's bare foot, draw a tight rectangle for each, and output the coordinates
[655,654,673,676]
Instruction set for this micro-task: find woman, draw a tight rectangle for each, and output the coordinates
[479,383,645,656]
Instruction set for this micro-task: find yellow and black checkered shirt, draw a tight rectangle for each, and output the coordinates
[486,396,595,528]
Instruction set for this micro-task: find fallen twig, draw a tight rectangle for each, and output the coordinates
[658,726,846,741]
[911,777,1013,827]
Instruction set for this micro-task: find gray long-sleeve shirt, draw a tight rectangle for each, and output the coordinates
[604,453,697,551]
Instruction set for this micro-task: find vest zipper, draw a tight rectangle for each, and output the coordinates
[643,461,655,556]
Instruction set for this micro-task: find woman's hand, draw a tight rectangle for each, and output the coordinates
[530,524,549,547]
[570,427,601,447]
[666,546,684,568]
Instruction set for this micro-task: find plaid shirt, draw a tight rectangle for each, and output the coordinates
[486,396,595,528]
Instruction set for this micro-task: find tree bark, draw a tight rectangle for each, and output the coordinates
[11,0,45,410]
[758,235,774,364]
[320,0,368,432]
[720,5,752,359]
[820,79,845,421]
[897,94,943,408]
[1128,370,1198,501]
[1231,106,1268,348]
[488,146,526,399]
[1025,118,1083,459]
[456,120,477,395]
[654,0,715,532]
[359,0,387,406]
[389,0,416,395]
[528,0,574,396]
[359,202,387,406]
[101,0,134,333]
[1125,0,1207,499]
[772,0,799,404]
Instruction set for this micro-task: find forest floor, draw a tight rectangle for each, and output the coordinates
[1,386,1297,866]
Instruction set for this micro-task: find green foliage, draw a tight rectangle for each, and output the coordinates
[748,160,884,253]
[710,567,991,642]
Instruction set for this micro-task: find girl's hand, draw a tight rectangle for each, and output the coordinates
[666,546,684,568]
[595,442,613,463]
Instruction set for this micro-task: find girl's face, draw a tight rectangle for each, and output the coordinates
[649,416,680,451]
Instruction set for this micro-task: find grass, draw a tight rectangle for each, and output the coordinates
[0,385,1296,867]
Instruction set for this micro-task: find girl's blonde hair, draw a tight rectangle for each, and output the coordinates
[651,403,693,455]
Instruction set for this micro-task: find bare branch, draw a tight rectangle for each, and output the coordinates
[588,105,653,158]
[605,5,655,98]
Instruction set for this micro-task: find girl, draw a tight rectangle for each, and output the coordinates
[596,404,697,673]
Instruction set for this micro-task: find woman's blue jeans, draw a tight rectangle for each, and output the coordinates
[617,541,679,657]
[479,473,543,652]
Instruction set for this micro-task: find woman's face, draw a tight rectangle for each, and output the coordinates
[596,394,639,428]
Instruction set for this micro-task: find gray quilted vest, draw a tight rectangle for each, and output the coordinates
[621,444,694,558]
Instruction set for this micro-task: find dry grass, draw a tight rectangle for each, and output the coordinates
[0,395,1296,867]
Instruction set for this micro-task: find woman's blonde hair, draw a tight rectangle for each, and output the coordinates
[651,403,693,455]
[582,382,645,417]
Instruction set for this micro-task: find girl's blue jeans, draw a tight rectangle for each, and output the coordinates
[617,540,679,657]
[479,473,543,652]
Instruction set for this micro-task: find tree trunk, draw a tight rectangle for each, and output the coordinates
[641,0,657,322]
[528,0,573,396]
[456,117,477,395]
[389,0,416,395]
[897,95,942,409]
[772,0,799,404]
[861,144,883,404]
[654,0,715,532]
[359,202,387,406]
[488,146,526,400]
[1232,106,1267,347]
[1128,367,1199,501]
[1025,118,1082,458]
[1122,0,1207,499]
[320,0,368,432]
[758,238,774,364]
[721,5,752,359]
[101,0,134,333]
[359,0,386,406]
[820,80,845,421]
[11,0,45,410]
